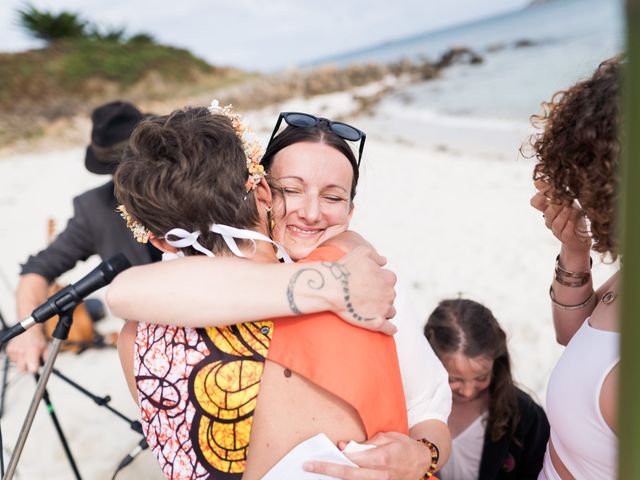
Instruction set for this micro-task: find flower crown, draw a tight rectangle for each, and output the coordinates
[117,205,150,243]
[207,100,265,193]
[118,101,265,244]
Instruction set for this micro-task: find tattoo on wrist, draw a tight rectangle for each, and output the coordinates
[287,268,326,315]
[322,261,373,323]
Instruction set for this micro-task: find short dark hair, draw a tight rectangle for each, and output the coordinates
[114,107,260,256]
[424,298,519,443]
[260,123,360,201]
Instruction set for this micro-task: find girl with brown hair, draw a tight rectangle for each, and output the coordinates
[425,299,549,480]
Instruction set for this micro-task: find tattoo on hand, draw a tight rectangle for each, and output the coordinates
[322,262,373,323]
[287,268,326,315]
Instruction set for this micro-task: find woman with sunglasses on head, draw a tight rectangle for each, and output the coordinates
[108,109,452,480]
[528,58,620,479]
[113,104,409,480]
[261,112,452,479]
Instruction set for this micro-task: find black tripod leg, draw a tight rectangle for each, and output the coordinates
[0,308,10,419]
[0,356,9,419]
[34,374,82,480]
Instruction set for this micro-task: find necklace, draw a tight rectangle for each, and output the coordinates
[601,290,617,304]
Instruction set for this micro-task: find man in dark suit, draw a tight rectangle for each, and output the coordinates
[7,101,160,373]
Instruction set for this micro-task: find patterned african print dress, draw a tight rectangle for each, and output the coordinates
[135,320,272,480]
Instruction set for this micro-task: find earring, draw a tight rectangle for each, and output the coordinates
[267,209,276,232]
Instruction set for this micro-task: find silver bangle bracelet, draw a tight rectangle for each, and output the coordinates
[549,285,595,310]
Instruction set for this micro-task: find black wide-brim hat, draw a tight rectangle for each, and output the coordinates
[85,101,145,175]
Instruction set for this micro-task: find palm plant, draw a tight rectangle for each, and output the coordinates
[17,4,87,43]
[86,25,127,42]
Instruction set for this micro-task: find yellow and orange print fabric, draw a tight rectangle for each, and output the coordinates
[135,320,272,480]
[191,321,272,478]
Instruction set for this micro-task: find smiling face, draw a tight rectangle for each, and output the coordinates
[441,352,494,404]
[269,141,354,261]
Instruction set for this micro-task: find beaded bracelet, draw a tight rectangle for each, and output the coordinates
[549,285,595,310]
[417,438,439,479]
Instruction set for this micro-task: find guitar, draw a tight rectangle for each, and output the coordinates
[43,219,95,352]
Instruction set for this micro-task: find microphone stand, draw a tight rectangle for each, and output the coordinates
[49,368,147,480]
[50,368,143,435]
[0,307,80,479]
[3,309,76,480]
[33,373,81,480]
[0,308,9,476]
[0,309,10,419]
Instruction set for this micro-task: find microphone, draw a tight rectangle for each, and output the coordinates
[0,254,131,344]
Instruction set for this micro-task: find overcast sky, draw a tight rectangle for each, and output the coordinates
[1,0,529,71]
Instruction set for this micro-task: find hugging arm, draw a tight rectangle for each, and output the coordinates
[106,246,396,334]
[302,283,453,480]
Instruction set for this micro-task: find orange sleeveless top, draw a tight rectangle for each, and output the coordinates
[268,245,408,438]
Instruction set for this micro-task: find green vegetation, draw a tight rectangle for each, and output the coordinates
[17,4,152,44]
[0,5,251,145]
[59,38,211,86]
[17,5,87,42]
[0,39,215,107]
[4,4,220,105]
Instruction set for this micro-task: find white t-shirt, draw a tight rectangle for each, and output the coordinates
[440,412,488,480]
[393,283,452,427]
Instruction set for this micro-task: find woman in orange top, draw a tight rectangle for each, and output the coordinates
[110,108,451,479]
[114,105,408,480]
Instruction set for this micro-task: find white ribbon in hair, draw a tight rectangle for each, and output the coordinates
[164,224,292,263]
[163,228,213,257]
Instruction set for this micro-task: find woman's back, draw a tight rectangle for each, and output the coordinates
[244,360,365,479]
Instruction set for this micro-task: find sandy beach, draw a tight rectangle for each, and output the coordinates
[0,89,618,479]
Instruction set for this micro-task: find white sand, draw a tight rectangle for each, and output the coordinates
[0,93,617,479]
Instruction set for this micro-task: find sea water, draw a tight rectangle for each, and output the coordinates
[321,0,624,140]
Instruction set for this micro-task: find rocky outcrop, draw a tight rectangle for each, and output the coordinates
[435,47,484,69]
[214,46,484,113]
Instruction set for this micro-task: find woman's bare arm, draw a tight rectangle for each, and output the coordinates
[531,183,597,344]
[106,246,397,334]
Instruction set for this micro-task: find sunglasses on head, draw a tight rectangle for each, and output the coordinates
[266,112,367,167]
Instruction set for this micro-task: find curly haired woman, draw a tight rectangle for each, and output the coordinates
[528,57,621,479]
